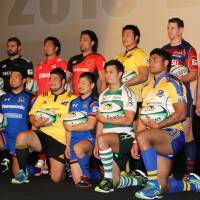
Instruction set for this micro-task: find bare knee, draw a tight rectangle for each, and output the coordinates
[74,144,84,158]
[51,173,62,183]
[137,131,149,146]
[16,131,29,144]
[97,135,108,149]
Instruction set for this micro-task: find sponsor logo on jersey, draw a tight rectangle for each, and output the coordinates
[73,68,89,72]
[72,104,78,108]
[2,104,25,110]
[39,73,50,79]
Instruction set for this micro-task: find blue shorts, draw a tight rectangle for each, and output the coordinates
[158,128,185,160]
[70,135,95,161]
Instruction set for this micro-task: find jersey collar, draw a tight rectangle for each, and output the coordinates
[79,94,91,101]
[124,47,138,56]
[44,56,58,65]
[153,72,170,88]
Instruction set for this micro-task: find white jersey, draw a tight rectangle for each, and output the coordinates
[99,84,137,137]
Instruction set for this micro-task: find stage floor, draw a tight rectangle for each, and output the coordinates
[1,173,200,200]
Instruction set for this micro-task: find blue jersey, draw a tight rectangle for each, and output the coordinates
[69,96,98,139]
[0,91,31,154]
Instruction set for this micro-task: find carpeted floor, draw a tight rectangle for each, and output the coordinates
[1,173,200,200]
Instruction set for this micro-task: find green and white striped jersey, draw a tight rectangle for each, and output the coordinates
[99,84,137,136]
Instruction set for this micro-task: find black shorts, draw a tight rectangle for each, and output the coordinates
[113,133,134,170]
[35,131,66,164]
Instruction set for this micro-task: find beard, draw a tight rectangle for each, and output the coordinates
[7,50,19,57]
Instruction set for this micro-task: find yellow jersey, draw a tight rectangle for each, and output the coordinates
[141,73,186,131]
[29,91,76,144]
[116,47,149,102]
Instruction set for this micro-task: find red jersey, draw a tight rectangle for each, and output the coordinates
[34,56,67,95]
[67,53,105,96]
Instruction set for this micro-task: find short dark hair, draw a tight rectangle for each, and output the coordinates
[105,60,124,74]
[44,36,61,55]
[168,18,184,28]
[7,37,21,46]
[80,72,95,84]
[10,66,27,79]
[81,30,98,52]
[122,25,140,44]
[150,48,171,71]
[50,68,66,80]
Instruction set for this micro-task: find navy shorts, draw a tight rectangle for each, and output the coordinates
[70,135,95,161]
[158,128,185,160]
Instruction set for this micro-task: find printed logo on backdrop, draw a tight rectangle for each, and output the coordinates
[8,0,138,26]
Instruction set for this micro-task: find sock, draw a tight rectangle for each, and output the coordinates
[99,147,113,180]
[0,158,10,173]
[168,178,197,193]
[38,153,46,162]
[16,144,29,172]
[141,147,159,187]
[0,149,10,161]
[185,141,196,174]
[78,154,90,178]
[117,175,137,188]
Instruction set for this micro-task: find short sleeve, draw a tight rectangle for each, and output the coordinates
[122,87,137,112]
[186,47,198,72]
[96,55,105,71]
[88,99,99,116]
[167,82,186,104]
[135,50,149,68]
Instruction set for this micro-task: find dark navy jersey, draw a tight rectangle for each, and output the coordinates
[0,91,32,139]
[69,95,98,138]
[162,39,198,101]
[0,56,33,92]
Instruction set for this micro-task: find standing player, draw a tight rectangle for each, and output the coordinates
[163,18,198,176]
[67,30,106,96]
[115,25,149,173]
[64,72,98,187]
[115,25,149,109]
[0,37,33,93]
[0,67,32,176]
[94,60,146,193]
[11,68,76,184]
[34,36,68,96]
[34,37,68,174]
[132,48,200,199]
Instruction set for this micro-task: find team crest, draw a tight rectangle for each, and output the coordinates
[156,90,164,97]
[18,96,25,102]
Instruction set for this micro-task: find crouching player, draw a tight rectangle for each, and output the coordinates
[63,72,98,187]
[132,48,200,199]
[94,60,146,193]
[11,68,76,183]
[0,67,32,176]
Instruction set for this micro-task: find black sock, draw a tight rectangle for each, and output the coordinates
[185,140,196,174]
[0,149,10,162]
[16,144,29,172]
